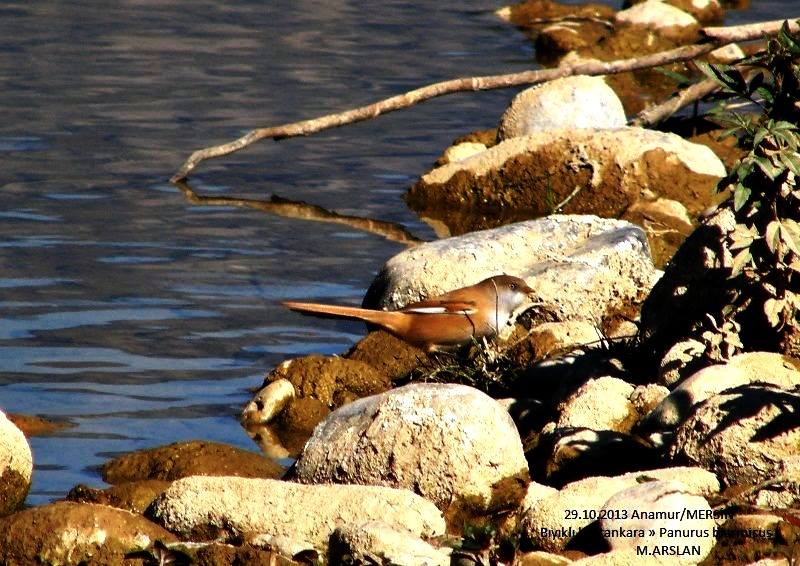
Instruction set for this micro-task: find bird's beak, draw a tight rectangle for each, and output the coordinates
[521,282,535,295]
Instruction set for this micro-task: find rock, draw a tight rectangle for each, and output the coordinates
[658,339,707,386]
[556,376,637,432]
[363,216,658,337]
[600,480,716,563]
[536,22,611,60]
[668,384,800,491]
[0,410,33,516]
[727,351,800,387]
[641,363,751,431]
[408,128,725,219]
[254,355,392,409]
[531,426,660,487]
[330,520,451,566]
[147,476,445,550]
[621,197,695,266]
[66,479,172,514]
[523,475,633,551]
[629,384,670,417]
[294,383,529,513]
[572,548,672,564]
[709,43,746,64]
[102,440,284,484]
[615,0,700,42]
[646,352,800,433]
[497,76,625,140]
[526,321,602,358]
[497,0,616,26]
[626,0,723,24]
[441,142,487,164]
[6,413,71,437]
[241,378,295,425]
[0,501,175,564]
[344,330,428,382]
[522,467,718,550]
[516,550,575,565]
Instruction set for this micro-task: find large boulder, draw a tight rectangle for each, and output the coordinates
[148,476,444,553]
[407,128,725,218]
[294,383,529,514]
[363,216,658,337]
[668,384,800,494]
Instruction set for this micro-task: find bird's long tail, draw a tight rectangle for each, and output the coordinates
[281,301,400,328]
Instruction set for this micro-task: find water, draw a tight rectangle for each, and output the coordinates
[0,1,793,505]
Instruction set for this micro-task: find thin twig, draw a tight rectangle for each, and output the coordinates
[553,184,585,213]
[171,18,799,182]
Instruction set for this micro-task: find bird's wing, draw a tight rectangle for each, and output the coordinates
[401,299,477,315]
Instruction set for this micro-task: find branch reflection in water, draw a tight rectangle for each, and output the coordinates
[174,181,423,247]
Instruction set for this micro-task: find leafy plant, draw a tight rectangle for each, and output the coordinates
[693,20,800,355]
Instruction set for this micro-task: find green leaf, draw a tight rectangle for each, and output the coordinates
[754,155,782,179]
[733,184,752,211]
[779,151,800,176]
[755,85,775,105]
[778,21,800,55]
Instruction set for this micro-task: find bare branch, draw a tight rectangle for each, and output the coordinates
[171,17,800,182]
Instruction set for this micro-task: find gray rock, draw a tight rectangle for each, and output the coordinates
[0,409,33,516]
[364,216,659,333]
[294,383,528,512]
[497,76,625,140]
[600,480,716,563]
[330,520,451,566]
[148,476,445,549]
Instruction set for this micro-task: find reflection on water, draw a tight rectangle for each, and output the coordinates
[0,0,790,505]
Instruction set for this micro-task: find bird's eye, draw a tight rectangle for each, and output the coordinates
[510,283,517,289]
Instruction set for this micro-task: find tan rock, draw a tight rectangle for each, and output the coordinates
[363,216,659,338]
[669,384,800,491]
[556,376,637,432]
[0,501,175,565]
[0,410,32,516]
[102,440,284,484]
[497,76,625,140]
[148,476,445,550]
[294,383,528,512]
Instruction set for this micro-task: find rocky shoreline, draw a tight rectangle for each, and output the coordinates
[3,1,800,564]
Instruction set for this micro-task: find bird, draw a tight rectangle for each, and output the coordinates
[282,274,534,352]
